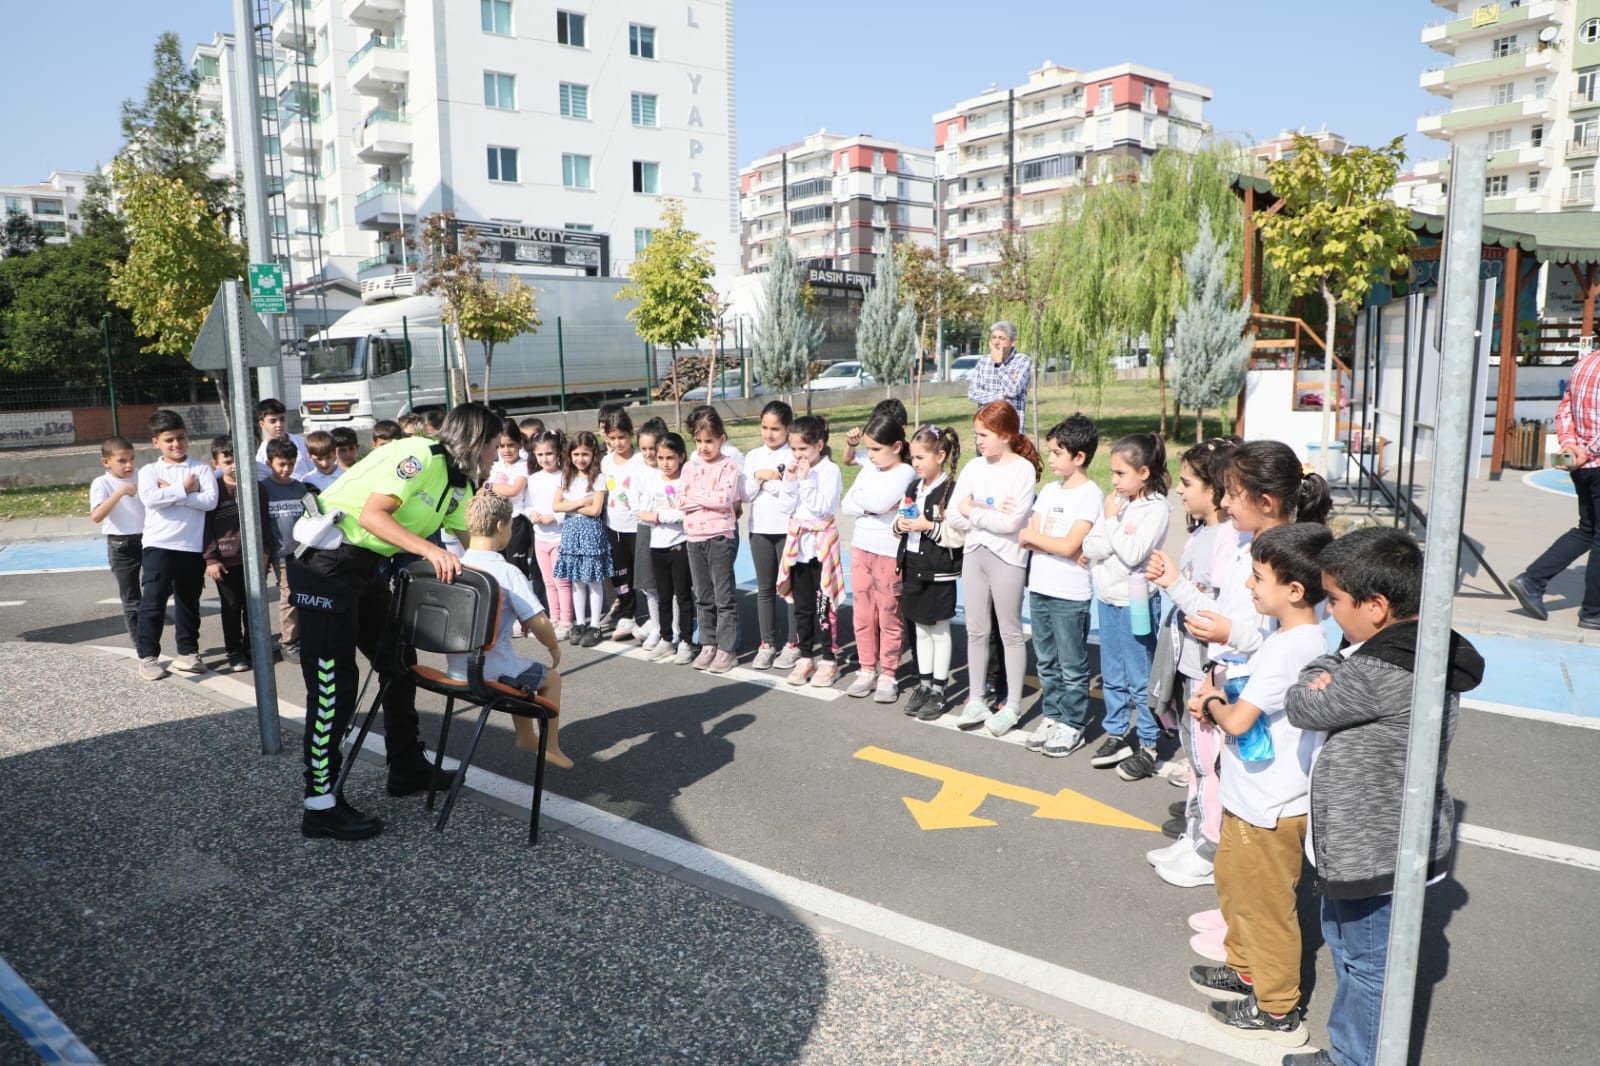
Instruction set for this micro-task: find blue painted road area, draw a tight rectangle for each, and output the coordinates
[1526,468,1579,497]
[0,539,106,575]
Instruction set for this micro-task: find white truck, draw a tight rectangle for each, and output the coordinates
[299,275,656,430]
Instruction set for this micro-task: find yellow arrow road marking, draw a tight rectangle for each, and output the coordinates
[855,745,1159,832]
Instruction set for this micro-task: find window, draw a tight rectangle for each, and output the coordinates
[1488,127,1512,152]
[567,223,594,232]
[31,198,65,216]
[1528,171,1541,193]
[559,82,588,119]
[1492,36,1519,58]
[634,228,653,255]
[898,178,912,198]
[630,92,658,127]
[327,197,339,232]
[1486,175,1508,197]
[1063,87,1083,109]
[629,23,655,58]
[1577,117,1599,144]
[1097,117,1111,145]
[789,204,833,227]
[1019,155,1069,183]
[1571,167,1596,202]
[1532,123,1545,146]
[481,0,512,36]
[1491,81,1516,105]
[484,72,516,110]
[1582,18,1600,44]
[1029,99,1045,116]
[632,161,659,194]
[324,143,337,176]
[35,220,66,238]
[873,151,885,170]
[487,146,519,182]
[562,153,592,188]
[788,176,829,200]
[1534,76,1548,99]
[3,196,21,214]
[1142,83,1154,109]
[556,10,586,47]
[1143,117,1154,144]
[320,86,333,122]
[1580,68,1600,102]
[1097,84,1113,110]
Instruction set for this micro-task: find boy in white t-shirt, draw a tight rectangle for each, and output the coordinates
[1185,523,1334,1049]
[1017,415,1103,758]
[300,430,343,492]
[89,436,146,643]
[452,493,571,769]
[134,410,219,680]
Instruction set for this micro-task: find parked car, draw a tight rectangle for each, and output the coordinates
[804,361,876,391]
[945,355,982,382]
[682,370,767,402]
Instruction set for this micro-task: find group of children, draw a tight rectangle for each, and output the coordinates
[92,394,1478,1064]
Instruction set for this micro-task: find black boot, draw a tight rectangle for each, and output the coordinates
[386,758,459,797]
[301,797,384,840]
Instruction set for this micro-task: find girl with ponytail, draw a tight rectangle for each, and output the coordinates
[947,401,1042,737]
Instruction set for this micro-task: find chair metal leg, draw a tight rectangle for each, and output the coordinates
[332,675,391,796]
[529,711,550,845]
[435,703,492,833]
[428,695,455,812]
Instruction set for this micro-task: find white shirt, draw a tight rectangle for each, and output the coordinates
[842,461,916,558]
[903,474,946,554]
[1082,494,1172,606]
[90,473,146,536]
[640,468,688,548]
[302,468,341,493]
[487,458,530,513]
[447,549,546,684]
[773,457,842,563]
[254,433,316,482]
[1222,622,1329,830]
[742,443,794,536]
[136,457,219,553]
[946,455,1037,568]
[1027,480,1104,602]
[602,451,645,533]
[526,470,565,542]
[563,473,595,505]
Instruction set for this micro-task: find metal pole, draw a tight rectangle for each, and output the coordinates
[557,317,568,412]
[102,313,120,439]
[441,323,454,408]
[223,279,282,754]
[230,0,285,403]
[402,316,415,412]
[1374,135,1486,1066]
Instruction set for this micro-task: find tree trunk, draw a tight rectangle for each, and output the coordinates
[1195,406,1204,444]
[482,343,495,407]
[671,345,681,429]
[1157,351,1169,438]
[1173,396,1183,438]
[450,321,473,404]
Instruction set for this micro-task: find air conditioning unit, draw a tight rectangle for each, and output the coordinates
[360,272,419,303]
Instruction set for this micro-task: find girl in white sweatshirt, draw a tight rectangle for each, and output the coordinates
[1082,433,1172,781]
[841,412,917,702]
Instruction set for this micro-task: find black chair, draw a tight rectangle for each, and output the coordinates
[334,559,560,843]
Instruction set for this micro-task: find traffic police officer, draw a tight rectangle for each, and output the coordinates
[291,402,502,840]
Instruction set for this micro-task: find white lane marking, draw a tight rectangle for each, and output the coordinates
[1462,698,1600,732]
[584,638,847,703]
[0,566,106,576]
[1457,824,1600,872]
[0,601,25,607]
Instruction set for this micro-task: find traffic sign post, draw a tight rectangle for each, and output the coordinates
[248,263,287,314]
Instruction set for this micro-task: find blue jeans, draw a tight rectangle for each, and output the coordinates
[1097,600,1159,746]
[1321,893,1393,1066]
[1030,592,1091,730]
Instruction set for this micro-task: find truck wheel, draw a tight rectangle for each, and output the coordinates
[562,396,597,411]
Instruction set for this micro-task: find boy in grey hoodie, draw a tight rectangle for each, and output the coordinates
[1283,527,1483,1066]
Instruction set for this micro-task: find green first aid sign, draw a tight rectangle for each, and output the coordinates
[248,263,287,313]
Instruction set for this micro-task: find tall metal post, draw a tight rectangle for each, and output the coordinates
[1374,136,1487,1066]
[557,317,568,412]
[223,280,282,754]
[101,313,120,439]
[230,0,285,403]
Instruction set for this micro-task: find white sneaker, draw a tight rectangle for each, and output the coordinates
[955,700,990,730]
[641,629,662,652]
[1042,724,1087,758]
[614,618,636,640]
[845,669,877,698]
[985,704,1021,737]
[751,644,777,670]
[872,675,899,704]
[773,644,801,671]
[1025,719,1056,752]
[1154,846,1215,888]
[649,640,678,662]
[672,641,695,665]
[554,622,572,641]
[1146,835,1194,867]
[169,653,207,674]
[137,657,169,681]
[1160,754,1193,788]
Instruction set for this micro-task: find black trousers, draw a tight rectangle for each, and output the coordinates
[651,544,694,644]
[106,534,142,643]
[1525,465,1600,621]
[788,559,835,661]
[607,528,636,619]
[213,564,251,660]
[136,547,205,660]
[288,544,424,799]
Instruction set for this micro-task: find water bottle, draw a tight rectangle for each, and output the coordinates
[1128,572,1152,637]
[1236,715,1275,763]
[899,494,919,520]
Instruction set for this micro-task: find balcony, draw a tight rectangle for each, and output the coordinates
[357,250,408,276]
[1569,137,1600,161]
[1422,45,1555,95]
[1425,93,1552,136]
[952,181,1005,208]
[954,119,1007,146]
[348,36,409,96]
[355,110,412,163]
[1487,144,1552,169]
[1563,184,1595,208]
[344,0,405,29]
[280,121,322,157]
[285,174,325,209]
[273,11,314,53]
[1573,91,1600,112]
[353,182,413,229]
[1421,1,1565,53]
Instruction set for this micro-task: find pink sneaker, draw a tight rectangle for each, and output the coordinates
[809,660,839,688]
[707,649,738,674]
[1189,926,1227,962]
[785,657,815,685]
[692,645,717,670]
[1187,908,1226,933]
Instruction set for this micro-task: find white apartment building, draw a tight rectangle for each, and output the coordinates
[933,61,1212,277]
[197,0,738,304]
[1,171,93,244]
[739,131,936,275]
[1418,0,1600,212]
[1250,128,1349,170]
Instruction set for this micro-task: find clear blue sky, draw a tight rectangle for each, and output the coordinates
[0,1,1442,181]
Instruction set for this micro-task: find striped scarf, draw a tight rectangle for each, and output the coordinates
[777,516,845,607]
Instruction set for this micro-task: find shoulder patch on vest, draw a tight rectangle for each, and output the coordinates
[397,455,423,480]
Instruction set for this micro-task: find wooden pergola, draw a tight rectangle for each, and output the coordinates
[1234,175,1600,476]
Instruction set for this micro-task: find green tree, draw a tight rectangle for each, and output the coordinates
[1173,206,1253,442]
[0,235,131,372]
[899,242,980,421]
[1257,133,1412,462]
[616,199,715,425]
[409,211,490,403]
[108,160,247,356]
[1,213,45,259]
[854,244,917,399]
[119,32,233,219]
[751,236,823,398]
[458,273,540,401]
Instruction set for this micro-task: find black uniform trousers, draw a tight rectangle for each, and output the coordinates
[288,543,424,799]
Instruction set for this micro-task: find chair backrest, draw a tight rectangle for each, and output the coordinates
[397,559,500,656]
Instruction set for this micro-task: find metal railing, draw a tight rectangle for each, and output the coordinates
[362,109,410,128]
[348,35,407,66]
[356,181,414,204]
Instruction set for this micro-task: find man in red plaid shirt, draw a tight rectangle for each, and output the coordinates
[1511,346,1600,629]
